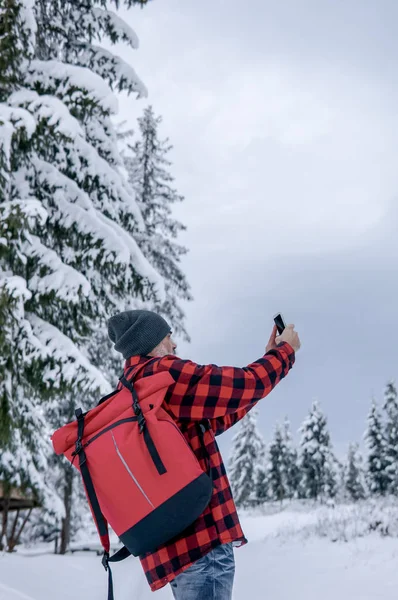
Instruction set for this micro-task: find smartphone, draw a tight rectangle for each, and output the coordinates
[273,313,286,335]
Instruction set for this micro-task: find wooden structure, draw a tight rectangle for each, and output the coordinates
[0,483,40,511]
[0,483,41,552]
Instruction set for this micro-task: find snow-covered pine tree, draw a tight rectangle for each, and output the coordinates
[334,456,347,501]
[0,0,64,551]
[252,417,268,507]
[282,417,300,499]
[268,423,288,502]
[345,443,366,501]
[365,400,389,496]
[382,381,398,495]
[228,408,266,509]
[298,401,337,501]
[124,105,192,341]
[252,460,268,506]
[0,0,162,550]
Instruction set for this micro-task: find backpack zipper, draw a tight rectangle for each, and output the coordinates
[111,431,155,509]
[82,417,138,450]
[71,417,138,466]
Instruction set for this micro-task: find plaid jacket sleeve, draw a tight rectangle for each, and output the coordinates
[157,341,295,421]
[209,400,259,436]
[208,345,296,434]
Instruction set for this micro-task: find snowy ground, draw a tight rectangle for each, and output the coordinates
[1,502,398,600]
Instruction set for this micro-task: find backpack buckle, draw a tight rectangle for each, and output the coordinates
[73,440,86,465]
[102,551,109,571]
[137,411,146,434]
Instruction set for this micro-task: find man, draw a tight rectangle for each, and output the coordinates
[108,309,300,599]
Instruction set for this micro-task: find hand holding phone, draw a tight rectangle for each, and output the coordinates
[273,313,301,352]
[273,313,286,335]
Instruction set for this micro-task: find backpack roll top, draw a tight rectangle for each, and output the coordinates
[51,370,213,557]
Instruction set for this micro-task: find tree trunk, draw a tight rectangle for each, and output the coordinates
[7,508,19,551]
[0,486,11,551]
[8,508,32,552]
[59,467,73,555]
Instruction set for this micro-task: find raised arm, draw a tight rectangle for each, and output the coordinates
[157,341,295,421]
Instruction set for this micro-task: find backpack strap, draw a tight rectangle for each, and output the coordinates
[97,388,120,407]
[119,365,167,476]
[197,420,216,488]
[97,366,135,407]
[74,408,131,600]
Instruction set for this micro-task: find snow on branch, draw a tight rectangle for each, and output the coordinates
[69,136,146,228]
[85,114,122,167]
[28,159,132,261]
[9,90,84,138]
[8,94,138,227]
[96,210,166,302]
[79,45,147,97]
[0,103,36,167]
[24,235,91,302]
[8,88,145,230]
[25,59,118,114]
[20,0,37,54]
[0,278,109,395]
[0,198,48,227]
[28,314,111,393]
[1,274,33,304]
[27,159,166,300]
[31,121,145,229]
[92,7,140,49]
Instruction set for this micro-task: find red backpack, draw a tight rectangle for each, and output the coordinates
[51,361,213,600]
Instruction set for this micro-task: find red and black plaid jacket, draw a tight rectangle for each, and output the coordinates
[124,341,296,591]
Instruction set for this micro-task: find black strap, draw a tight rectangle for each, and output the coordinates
[102,547,132,600]
[109,546,131,563]
[103,555,115,600]
[98,366,135,407]
[74,409,131,600]
[197,420,214,485]
[119,375,141,415]
[97,389,120,407]
[75,409,108,538]
[143,425,167,475]
[119,374,167,476]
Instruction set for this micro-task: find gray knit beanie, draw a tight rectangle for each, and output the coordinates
[107,310,171,359]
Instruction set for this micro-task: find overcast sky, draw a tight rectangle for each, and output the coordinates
[116,0,398,458]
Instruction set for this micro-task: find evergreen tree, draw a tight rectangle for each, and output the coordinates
[253,461,268,506]
[124,105,192,341]
[383,381,398,494]
[365,400,389,496]
[252,417,269,506]
[228,408,266,509]
[0,0,159,550]
[268,424,288,502]
[252,418,299,505]
[298,401,337,501]
[267,419,299,502]
[345,443,366,501]
[282,417,300,499]
[0,0,61,550]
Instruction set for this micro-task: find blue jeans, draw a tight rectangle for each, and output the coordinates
[170,543,235,600]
